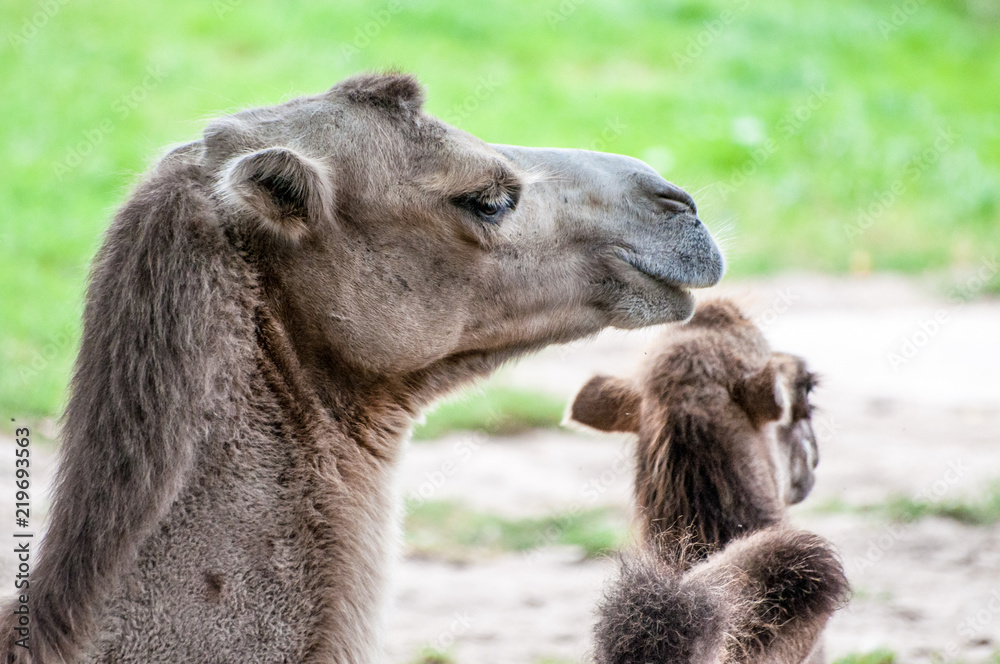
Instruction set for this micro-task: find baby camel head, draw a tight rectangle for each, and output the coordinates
[199,73,724,396]
[571,299,820,547]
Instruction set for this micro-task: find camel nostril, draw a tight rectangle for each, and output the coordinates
[652,183,697,215]
[657,195,695,215]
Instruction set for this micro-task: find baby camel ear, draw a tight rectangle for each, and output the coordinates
[221,147,333,241]
[570,375,642,433]
[732,362,788,429]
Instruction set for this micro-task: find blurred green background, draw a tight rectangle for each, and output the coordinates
[1,0,998,420]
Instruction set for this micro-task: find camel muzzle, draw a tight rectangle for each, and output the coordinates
[493,143,725,291]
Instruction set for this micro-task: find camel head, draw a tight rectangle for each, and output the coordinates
[205,73,723,388]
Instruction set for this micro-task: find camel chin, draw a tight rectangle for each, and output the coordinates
[605,262,699,329]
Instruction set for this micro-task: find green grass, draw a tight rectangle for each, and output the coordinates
[881,481,1000,525]
[404,499,627,560]
[414,386,566,440]
[814,480,1000,526]
[2,0,999,419]
[410,649,455,664]
[833,650,896,664]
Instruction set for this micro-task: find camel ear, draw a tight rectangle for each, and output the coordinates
[570,375,641,433]
[733,362,788,429]
[221,147,333,241]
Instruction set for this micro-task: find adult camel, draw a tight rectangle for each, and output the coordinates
[2,73,723,663]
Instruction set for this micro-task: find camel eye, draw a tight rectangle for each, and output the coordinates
[453,193,513,224]
[476,200,504,217]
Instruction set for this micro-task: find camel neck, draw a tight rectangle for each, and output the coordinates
[252,298,413,466]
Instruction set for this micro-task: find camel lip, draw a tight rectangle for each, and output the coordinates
[630,267,692,296]
[617,250,704,291]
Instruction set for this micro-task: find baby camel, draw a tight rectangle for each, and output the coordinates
[571,299,848,664]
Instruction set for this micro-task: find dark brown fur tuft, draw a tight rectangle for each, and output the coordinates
[593,551,728,664]
[723,529,850,662]
[594,528,848,664]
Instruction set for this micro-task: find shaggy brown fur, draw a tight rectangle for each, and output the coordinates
[572,299,821,556]
[0,73,724,663]
[572,299,848,663]
[595,529,847,664]
[592,550,730,664]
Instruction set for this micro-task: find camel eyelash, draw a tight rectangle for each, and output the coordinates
[801,372,819,394]
[452,186,519,223]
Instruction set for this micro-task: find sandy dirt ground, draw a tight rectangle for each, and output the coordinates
[2,274,999,663]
